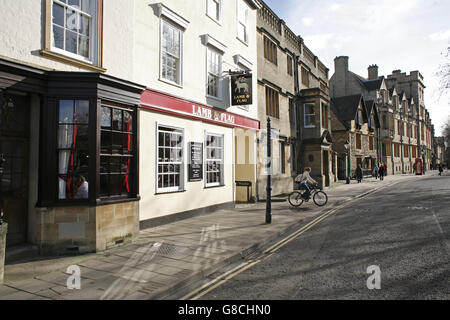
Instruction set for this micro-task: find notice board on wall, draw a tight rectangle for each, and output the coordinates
[188,142,203,181]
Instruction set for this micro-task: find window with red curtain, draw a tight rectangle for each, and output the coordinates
[57,100,89,200]
[100,104,134,198]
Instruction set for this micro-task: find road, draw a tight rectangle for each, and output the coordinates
[195,174,450,300]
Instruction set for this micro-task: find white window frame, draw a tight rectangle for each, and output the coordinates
[206,46,223,101]
[304,103,316,128]
[51,0,98,64]
[160,18,184,87]
[156,124,185,193]
[205,132,225,187]
[206,0,222,24]
[237,0,249,44]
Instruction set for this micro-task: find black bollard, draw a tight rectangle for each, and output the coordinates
[266,118,272,224]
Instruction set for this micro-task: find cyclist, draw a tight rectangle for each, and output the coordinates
[295,167,318,201]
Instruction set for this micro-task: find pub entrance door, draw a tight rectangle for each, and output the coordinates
[0,93,30,247]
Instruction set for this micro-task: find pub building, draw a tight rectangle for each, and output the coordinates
[0,0,261,257]
[0,57,259,256]
[138,88,259,229]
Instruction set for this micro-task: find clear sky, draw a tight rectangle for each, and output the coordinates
[263,0,450,136]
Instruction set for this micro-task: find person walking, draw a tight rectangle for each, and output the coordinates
[356,165,363,183]
[383,163,388,176]
[378,164,385,181]
[374,164,379,179]
[439,164,443,176]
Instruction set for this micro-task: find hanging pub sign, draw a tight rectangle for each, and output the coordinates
[188,142,203,181]
[231,73,252,106]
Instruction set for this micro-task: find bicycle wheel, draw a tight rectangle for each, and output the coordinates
[313,191,328,206]
[288,191,304,207]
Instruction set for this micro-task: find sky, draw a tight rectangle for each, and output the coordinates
[263,0,450,136]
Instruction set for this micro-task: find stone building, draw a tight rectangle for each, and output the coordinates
[256,1,333,199]
[330,56,434,176]
[433,136,446,167]
[330,94,379,179]
[385,70,434,171]
[296,44,334,188]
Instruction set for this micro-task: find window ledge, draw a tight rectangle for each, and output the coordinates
[40,49,106,72]
[236,36,249,47]
[204,184,225,189]
[97,196,141,206]
[155,189,186,195]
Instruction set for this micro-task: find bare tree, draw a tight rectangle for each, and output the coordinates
[437,46,450,102]
[443,116,450,166]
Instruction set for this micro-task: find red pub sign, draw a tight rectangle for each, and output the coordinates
[140,89,260,130]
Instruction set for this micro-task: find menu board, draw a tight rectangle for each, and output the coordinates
[188,142,203,181]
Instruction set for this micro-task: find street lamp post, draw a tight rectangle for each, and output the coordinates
[344,140,350,184]
[266,117,272,224]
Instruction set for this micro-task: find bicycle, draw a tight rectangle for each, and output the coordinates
[288,183,328,207]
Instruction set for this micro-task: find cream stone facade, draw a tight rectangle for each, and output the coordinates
[256,2,332,199]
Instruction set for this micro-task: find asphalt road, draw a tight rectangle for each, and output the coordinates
[199,174,450,300]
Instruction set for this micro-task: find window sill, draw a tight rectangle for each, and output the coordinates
[40,49,106,72]
[159,77,183,89]
[204,184,225,189]
[155,189,186,195]
[37,196,140,208]
[236,36,249,47]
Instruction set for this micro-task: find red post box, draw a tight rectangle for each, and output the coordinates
[414,158,423,175]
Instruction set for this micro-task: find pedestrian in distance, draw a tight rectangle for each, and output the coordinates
[439,164,443,176]
[356,165,363,183]
[374,164,379,179]
[378,164,385,181]
[383,163,388,176]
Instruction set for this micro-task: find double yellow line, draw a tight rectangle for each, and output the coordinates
[181,181,399,300]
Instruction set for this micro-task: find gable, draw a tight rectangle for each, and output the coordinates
[380,78,387,90]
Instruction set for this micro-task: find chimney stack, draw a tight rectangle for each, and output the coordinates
[334,56,349,73]
[368,64,378,80]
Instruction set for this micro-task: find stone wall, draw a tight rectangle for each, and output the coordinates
[35,202,139,255]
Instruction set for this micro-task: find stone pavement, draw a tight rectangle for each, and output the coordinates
[0,171,439,300]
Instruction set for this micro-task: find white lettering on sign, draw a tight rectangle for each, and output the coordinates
[192,104,235,125]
